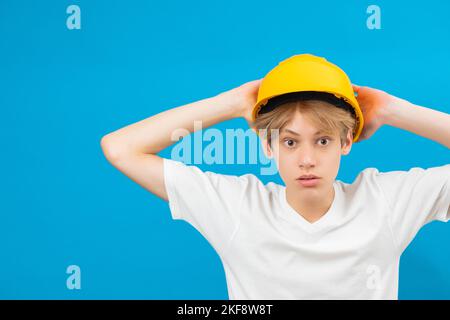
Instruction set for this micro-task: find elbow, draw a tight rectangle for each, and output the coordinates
[100,134,126,163]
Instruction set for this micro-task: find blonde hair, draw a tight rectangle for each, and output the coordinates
[253,99,357,147]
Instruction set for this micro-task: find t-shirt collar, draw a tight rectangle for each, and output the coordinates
[278,181,342,234]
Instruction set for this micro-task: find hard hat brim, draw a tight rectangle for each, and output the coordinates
[257,91,357,118]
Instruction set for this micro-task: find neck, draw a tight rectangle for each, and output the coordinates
[286,184,335,223]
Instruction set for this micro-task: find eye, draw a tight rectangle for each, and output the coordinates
[283,138,297,148]
[318,137,331,146]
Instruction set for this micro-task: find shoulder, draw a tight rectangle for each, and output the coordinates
[334,167,393,203]
[339,164,450,199]
[163,157,282,193]
[358,164,450,186]
[337,167,381,190]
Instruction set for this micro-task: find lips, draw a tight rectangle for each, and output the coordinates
[297,175,320,180]
[296,176,321,187]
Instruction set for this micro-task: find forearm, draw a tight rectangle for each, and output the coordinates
[382,99,450,149]
[102,94,239,156]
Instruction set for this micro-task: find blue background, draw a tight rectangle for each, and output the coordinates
[1,0,449,299]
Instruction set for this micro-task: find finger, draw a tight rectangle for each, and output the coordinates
[352,83,361,92]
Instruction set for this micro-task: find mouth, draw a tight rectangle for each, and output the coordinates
[296,176,321,187]
[296,175,320,180]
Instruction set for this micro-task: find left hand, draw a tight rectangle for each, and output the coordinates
[352,84,401,141]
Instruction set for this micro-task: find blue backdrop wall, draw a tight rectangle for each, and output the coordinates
[1,0,449,299]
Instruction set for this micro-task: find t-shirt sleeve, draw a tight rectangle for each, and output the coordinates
[162,157,253,257]
[373,164,450,254]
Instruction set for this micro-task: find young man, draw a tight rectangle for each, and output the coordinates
[100,55,450,299]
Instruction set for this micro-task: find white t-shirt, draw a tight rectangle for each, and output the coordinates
[163,158,450,299]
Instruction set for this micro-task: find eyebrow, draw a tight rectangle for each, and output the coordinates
[281,128,324,136]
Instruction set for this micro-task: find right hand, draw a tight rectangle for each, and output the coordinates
[216,78,263,128]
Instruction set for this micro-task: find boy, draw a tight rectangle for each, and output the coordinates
[100,54,450,299]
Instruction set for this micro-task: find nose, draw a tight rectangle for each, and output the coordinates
[297,144,316,167]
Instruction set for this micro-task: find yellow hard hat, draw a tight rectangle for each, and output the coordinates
[252,54,364,143]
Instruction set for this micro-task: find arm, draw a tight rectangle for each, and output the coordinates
[382,100,450,149]
[352,84,450,148]
[100,79,261,201]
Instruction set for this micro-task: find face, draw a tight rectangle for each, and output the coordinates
[263,110,353,199]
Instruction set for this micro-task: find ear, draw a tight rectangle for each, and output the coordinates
[254,127,272,159]
[341,130,353,155]
[261,138,273,159]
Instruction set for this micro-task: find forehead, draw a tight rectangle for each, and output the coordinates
[278,110,337,137]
